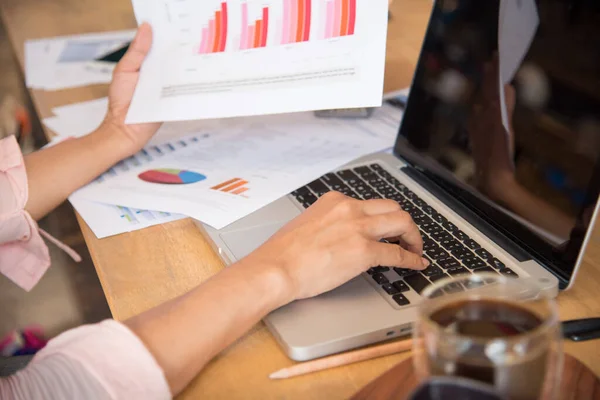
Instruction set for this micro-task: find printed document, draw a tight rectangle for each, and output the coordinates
[76,104,403,229]
[126,0,389,123]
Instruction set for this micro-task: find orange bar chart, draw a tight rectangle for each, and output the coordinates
[198,2,229,54]
[323,0,355,39]
[211,178,250,196]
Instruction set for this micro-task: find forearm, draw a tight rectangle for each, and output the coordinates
[124,259,290,396]
[24,124,131,220]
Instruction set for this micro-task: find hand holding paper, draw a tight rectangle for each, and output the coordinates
[104,23,163,156]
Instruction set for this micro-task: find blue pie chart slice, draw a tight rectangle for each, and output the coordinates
[138,168,206,185]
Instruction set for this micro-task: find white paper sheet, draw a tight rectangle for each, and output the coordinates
[25,30,135,91]
[125,0,389,123]
[498,0,539,133]
[75,104,404,229]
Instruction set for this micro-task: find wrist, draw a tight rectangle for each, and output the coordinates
[94,119,138,159]
[232,257,295,311]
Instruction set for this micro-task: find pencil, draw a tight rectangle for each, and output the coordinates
[269,338,413,379]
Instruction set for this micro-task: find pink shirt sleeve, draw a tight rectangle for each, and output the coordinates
[0,320,171,400]
[0,135,80,291]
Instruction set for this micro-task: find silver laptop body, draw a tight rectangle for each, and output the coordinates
[197,0,598,361]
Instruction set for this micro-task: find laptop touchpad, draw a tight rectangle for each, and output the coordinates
[220,221,289,260]
[219,196,302,260]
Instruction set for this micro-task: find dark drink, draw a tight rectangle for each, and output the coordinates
[426,299,549,400]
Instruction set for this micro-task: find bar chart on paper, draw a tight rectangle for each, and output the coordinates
[170,0,360,55]
[127,0,390,122]
[211,178,251,196]
[198,2,228,54]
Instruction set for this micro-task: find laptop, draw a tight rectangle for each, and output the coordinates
[199,0,600,361]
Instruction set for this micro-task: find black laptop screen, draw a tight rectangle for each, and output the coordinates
[394,0,600,282]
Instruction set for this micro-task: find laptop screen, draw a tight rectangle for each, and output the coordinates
[394,0,600,283]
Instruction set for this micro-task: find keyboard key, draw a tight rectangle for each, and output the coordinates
[392,280,410,292]
[372,273,389,285]
[451,247,474,260]
[337,170,362,187]
[499,268,519,277]
[428,248,450,260]
[392,293,411,306]
[360,191,376,200]
[293,191,318,207]
[308,179,330,196]
[378,170,395,181]
[439,238,460,251]
[423,239,438,252]
[463,239,481,250]
[447,266,471,276]
[475,248,493,261]
[394,267,418,278]
[382,283,400,295]
[368,266,390,274]
[431,213,446,224]
[370,163,383,172]
[462,256,487,270]
[442,220,459,233]
[472,266,498,274]
[444,282,464,294]
[413,198,425,207]
[322,173,345,188]
[422,206,435,215]
[429,273,450,283]
[431,231,452,242]
[422,265,443,277]
[437,257,461,269]
[353,166,372,176]
[455,231,469,241]
[404,274,431,294]
[491,258,506,270]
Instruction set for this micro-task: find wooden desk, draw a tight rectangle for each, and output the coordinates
[1,0,599,398]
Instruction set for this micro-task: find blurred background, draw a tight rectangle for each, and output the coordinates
[0,16,111,342]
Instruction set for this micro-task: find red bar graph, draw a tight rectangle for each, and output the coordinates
[281,0,312,44]
[198,2,228,54]
[323,0,355,39]
[240,4,270,50]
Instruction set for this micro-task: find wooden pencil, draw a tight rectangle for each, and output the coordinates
[269,338,413,380]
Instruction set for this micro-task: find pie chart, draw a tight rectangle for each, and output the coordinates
[138,169,206,185]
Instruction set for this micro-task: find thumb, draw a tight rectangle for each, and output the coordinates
[115,23,153,73]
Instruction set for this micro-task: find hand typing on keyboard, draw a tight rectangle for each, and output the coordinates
[242,191,429,301]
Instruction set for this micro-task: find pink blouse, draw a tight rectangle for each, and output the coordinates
[0,135,80,291]
[0,136,171,399]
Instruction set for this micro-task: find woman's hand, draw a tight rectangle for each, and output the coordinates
[102,23,161,156]
[241,192,428,304]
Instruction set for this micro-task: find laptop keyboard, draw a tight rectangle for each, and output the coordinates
[291,163,519,308]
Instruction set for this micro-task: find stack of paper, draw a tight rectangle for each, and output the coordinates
[46,97,404,234]
[25,30,135,91]
[74,104,404,230]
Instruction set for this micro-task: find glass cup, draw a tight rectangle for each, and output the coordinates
[413,273,563,400]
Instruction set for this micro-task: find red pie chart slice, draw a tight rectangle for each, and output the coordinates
[138,169,206,185]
